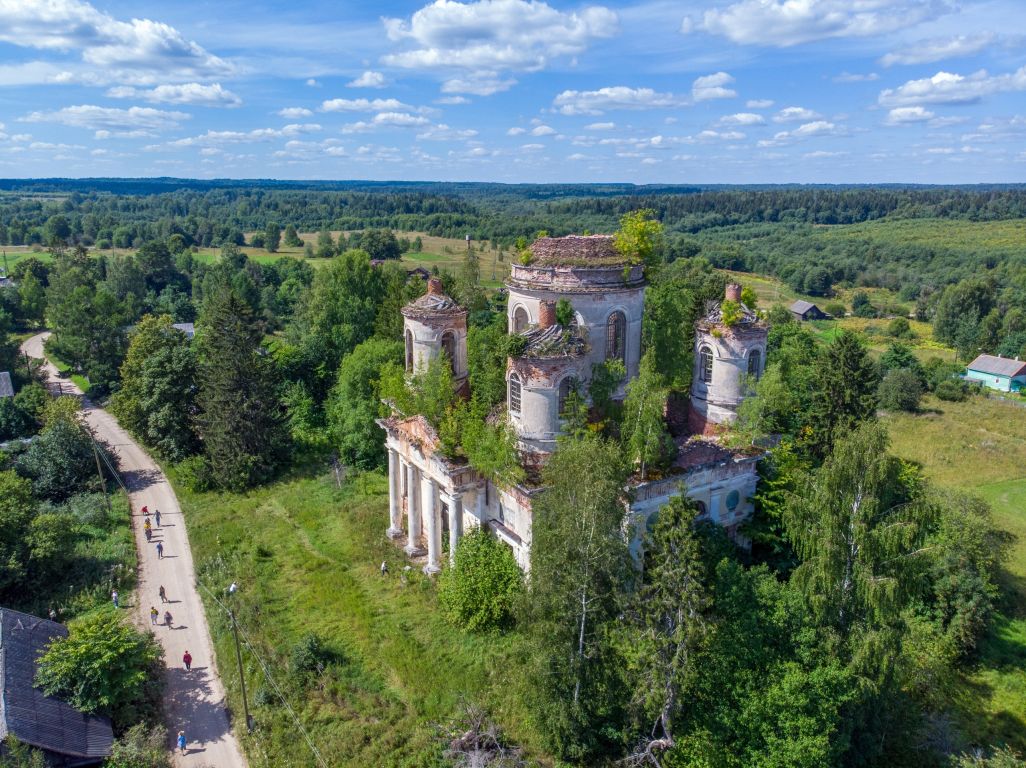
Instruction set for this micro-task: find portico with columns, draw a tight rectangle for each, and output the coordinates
[379,414,484,574]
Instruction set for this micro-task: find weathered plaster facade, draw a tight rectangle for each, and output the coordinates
[689,284,768,435]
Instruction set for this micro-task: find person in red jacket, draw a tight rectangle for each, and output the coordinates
[183,650,192,671]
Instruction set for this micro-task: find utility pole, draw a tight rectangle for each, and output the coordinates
[90,433,113,515]
[227,583,253,732]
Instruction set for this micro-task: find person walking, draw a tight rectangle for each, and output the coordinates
[111,590,119,609]
[183,650,192,671]
[154,509,161,527]
[48,607,56,621]
[156,540,164,559]
[150,606,158,625]
[164,610,173,629]
[141,505,148,515]
[380,560,388,577]
[176,731,187,755]
[159,585,167,603]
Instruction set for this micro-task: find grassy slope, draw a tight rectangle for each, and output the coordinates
[884,395,1026,749]
[174,467,537,768]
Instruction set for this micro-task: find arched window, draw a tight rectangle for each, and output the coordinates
[558,376,577,417]
[605,311,626,363]
[441,332,457,375]
[747,349,761,380]
[699,345,714,384]
[509,374,522,416]
[405,329,414,373]
[512,306,529,334]
[725,490,740,511]
[695,500,708,518]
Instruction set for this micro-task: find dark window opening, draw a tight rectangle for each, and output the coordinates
[605,311,626,363]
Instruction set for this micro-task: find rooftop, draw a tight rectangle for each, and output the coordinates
[790,300,819,314]
[0,608,114,760]
[528,234,623,266]
[700,301,761,327]
[401,277,466,319]
[967,353,1026,378]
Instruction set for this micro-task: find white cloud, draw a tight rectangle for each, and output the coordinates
[106,83,241,107]
[341,113,431,133]
[585,122,615,130]
[746,99,774,108]
[719,112,764,126]
[878,67,1026,107]
[531,124,556,136]
[169,123,321,147]
[278,107,314,118]
[382,0,617,90]
[804,150,848,158]
[435,95,470,104]
[347,71,387,88]
[693,129,745,142]
[833,72,879,83]
[0,0,233,84]
[441,74,516,95]
[306,78,320,87]
[692,72,736,101]
[21,104,189,131]
[702,0,947,47]
[881,33,995,67]
[416,123,478,140]
[507,127,526,135]
[320,97,415,112]
[885,106,935,124]
[567,152,587,160]
[758,120,843,146]
[553,86,682,115]
[773,106,822,122]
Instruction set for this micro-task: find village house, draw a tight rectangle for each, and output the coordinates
[0,608,114,766]
[379,235,765,572]
[966,353,1026,393]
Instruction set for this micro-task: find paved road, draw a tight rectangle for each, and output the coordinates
[21,333,247,768]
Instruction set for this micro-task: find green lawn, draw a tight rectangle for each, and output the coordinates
[884,395,1026,750]
[42,336,91,394]
[173,467,538,767]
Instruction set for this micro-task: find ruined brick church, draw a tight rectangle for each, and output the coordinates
[378,234,765,572]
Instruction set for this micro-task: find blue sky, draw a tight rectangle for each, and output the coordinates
[1,0,1024,183]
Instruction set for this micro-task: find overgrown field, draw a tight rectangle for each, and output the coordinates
[884,394,1026,749]
[173,467,539,768]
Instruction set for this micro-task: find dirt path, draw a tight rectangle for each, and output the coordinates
[21,333,247,768]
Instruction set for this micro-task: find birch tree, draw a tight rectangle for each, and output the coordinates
[525,434,632,761]
[621,351,673,480]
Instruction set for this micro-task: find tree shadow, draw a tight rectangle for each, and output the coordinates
[165,666,237,751]
[122,467,164,493]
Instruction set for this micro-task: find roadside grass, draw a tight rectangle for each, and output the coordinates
[41,336,92,394]
[883,394,1026,750]
[173,466,539,768]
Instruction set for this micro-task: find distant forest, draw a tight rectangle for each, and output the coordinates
[2,180,1026,300]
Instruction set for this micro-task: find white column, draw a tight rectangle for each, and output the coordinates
[387,449,403,539]
[404,464,425,556]
[448,493,463,566]
[422,475,441,574]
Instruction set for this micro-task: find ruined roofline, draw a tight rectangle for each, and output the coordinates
[401,276,467,319]
[528,234,623,266]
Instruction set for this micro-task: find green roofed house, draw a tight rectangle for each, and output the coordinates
[966,354,1026,393]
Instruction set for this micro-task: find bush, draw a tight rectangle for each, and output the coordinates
[34,610,164,730]
[878,368,922,412]
[935,379,969,402]
[104,724,171,768]
[175,454,215,492]
[438,528,523,631]
[887,317,914,339]
[824,302,846,318]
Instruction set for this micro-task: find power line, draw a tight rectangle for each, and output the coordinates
[198,583,330,768]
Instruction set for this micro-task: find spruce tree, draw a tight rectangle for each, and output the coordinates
[195,275,288,490]
[809,330,879,457]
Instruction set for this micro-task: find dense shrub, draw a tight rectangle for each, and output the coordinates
[935,379,969,402]
[878,368,922,412]
[887,317,914,339]
[438,528,523,631]
[824,302,846,318]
